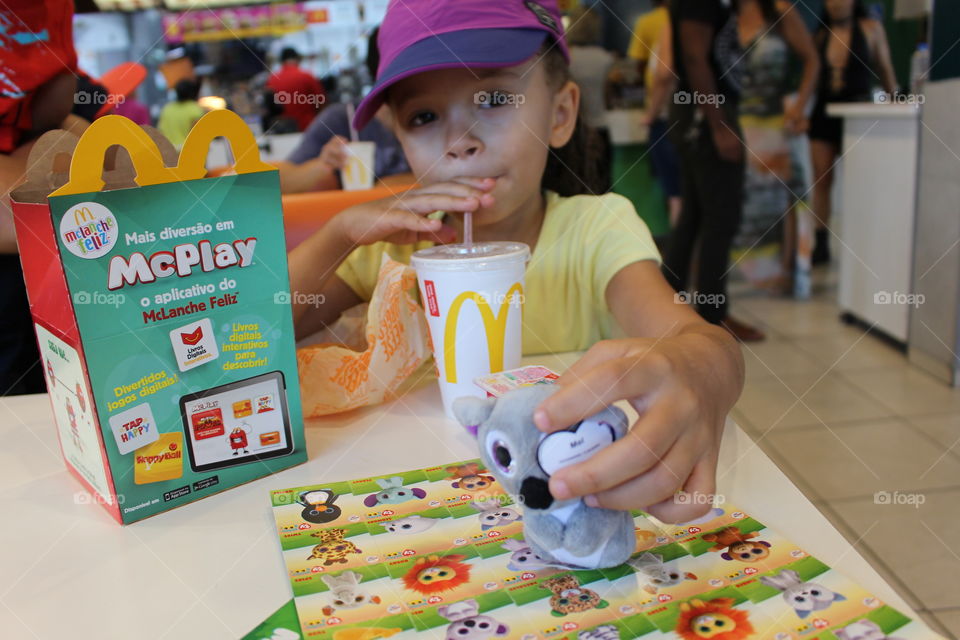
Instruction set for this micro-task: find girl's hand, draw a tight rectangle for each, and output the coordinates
[318,135,349,169]
[533,337,734,524]
[332,177,495,247]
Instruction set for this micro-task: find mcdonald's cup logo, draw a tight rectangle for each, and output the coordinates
[443,283,524,384]
[59,201,119,259]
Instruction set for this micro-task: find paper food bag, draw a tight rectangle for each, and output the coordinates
[297,255,431,416]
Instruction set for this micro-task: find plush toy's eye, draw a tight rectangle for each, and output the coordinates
[334,600,344,606]
[355,596,364,602]
[699,627,710,634]
[751,547,763,554]
[714,620,725,627]
[402,524,411,529]
[794,596,806,603]
[558,598,570,606]
[493,443,512,470]
[578,594,591,602]
[464,620,476,628]
[478,621,489,629]
[670,573,679,579]
[397,491,406,496]
[810,589,821,596]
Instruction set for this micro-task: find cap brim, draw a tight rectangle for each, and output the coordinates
[353,28,549,130]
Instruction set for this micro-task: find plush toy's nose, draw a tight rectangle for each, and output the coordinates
[519,476,553,510]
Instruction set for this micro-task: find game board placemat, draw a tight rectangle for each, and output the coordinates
[250,459,944,640]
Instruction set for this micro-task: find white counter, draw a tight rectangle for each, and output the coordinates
[826,101,921,342]
[0,353,922,637]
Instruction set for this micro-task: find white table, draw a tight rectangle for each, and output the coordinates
[0,353,919,638]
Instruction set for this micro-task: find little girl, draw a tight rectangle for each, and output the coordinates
[290,0,744,524]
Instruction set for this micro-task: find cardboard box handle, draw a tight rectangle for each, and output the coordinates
[50,110,275,197]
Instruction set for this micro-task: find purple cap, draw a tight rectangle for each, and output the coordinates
[353,0,569,130]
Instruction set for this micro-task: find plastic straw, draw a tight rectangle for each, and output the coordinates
[345,102,359,142]
[463,212,473,249]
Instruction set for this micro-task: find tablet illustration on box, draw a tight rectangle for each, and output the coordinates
[180,371,295,472]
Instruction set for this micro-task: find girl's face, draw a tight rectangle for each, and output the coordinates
[825,0,855,21]
[388,56,578,227]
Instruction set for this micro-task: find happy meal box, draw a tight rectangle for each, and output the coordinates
[10,111,306,523]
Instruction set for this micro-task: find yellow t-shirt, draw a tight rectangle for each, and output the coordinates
[627,6,669,94]
[335,191,661,355]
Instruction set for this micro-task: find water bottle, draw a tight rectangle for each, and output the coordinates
[910,43,930,96]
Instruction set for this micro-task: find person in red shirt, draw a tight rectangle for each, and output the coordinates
[266,48,325,132]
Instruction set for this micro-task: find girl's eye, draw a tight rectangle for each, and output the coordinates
[409,111,436,127]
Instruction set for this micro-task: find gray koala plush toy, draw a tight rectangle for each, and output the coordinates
[453,385,634,570]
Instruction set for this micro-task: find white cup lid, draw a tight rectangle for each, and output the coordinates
[411,242,530,272]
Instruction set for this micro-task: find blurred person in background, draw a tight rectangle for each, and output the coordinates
[566,5,614,192]
[276,28,413,193]
[733,0,819,294]
[1,0,88,394]
[662,0,765,342]
[808,0,896,265]
[633,2,683,227]
[157,78,206,150]
[267,47,326,132]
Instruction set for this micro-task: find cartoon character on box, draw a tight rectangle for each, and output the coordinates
[541,574,609,617]
[675,598,754,640]
[437,599,509,640]
[228,423,251,455]
[759,569,846,619]
[65,398,82,451]
[702,526,772,563]
[453,385,634,570]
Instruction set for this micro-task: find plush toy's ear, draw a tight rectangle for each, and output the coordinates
[452,396,497,437]
[363,494,379,507]
[412,488,426,499]
[796,609,811,619]
[721,552,733,561]
[451,481,461,488]
[833,592,847,602]
[759,540,771,548]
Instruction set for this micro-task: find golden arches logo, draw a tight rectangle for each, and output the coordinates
[443,283,523,383]
[73,207,95,225]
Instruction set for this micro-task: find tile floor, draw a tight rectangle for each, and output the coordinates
[727,279,960,638]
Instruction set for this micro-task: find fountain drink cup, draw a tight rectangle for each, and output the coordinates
[340,141,376,190]
[411,242,530,417]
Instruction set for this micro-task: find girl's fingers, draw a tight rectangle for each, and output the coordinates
[534,352,668,433]
[582,432,700,511]
[548,405,679,500]
[398,193,483,215]
[642,449,720,524]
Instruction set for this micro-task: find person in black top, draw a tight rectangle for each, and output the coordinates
[808,0,896,264]
[663,0,765,341]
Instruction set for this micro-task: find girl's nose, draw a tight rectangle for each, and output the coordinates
[445,132,484,160]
